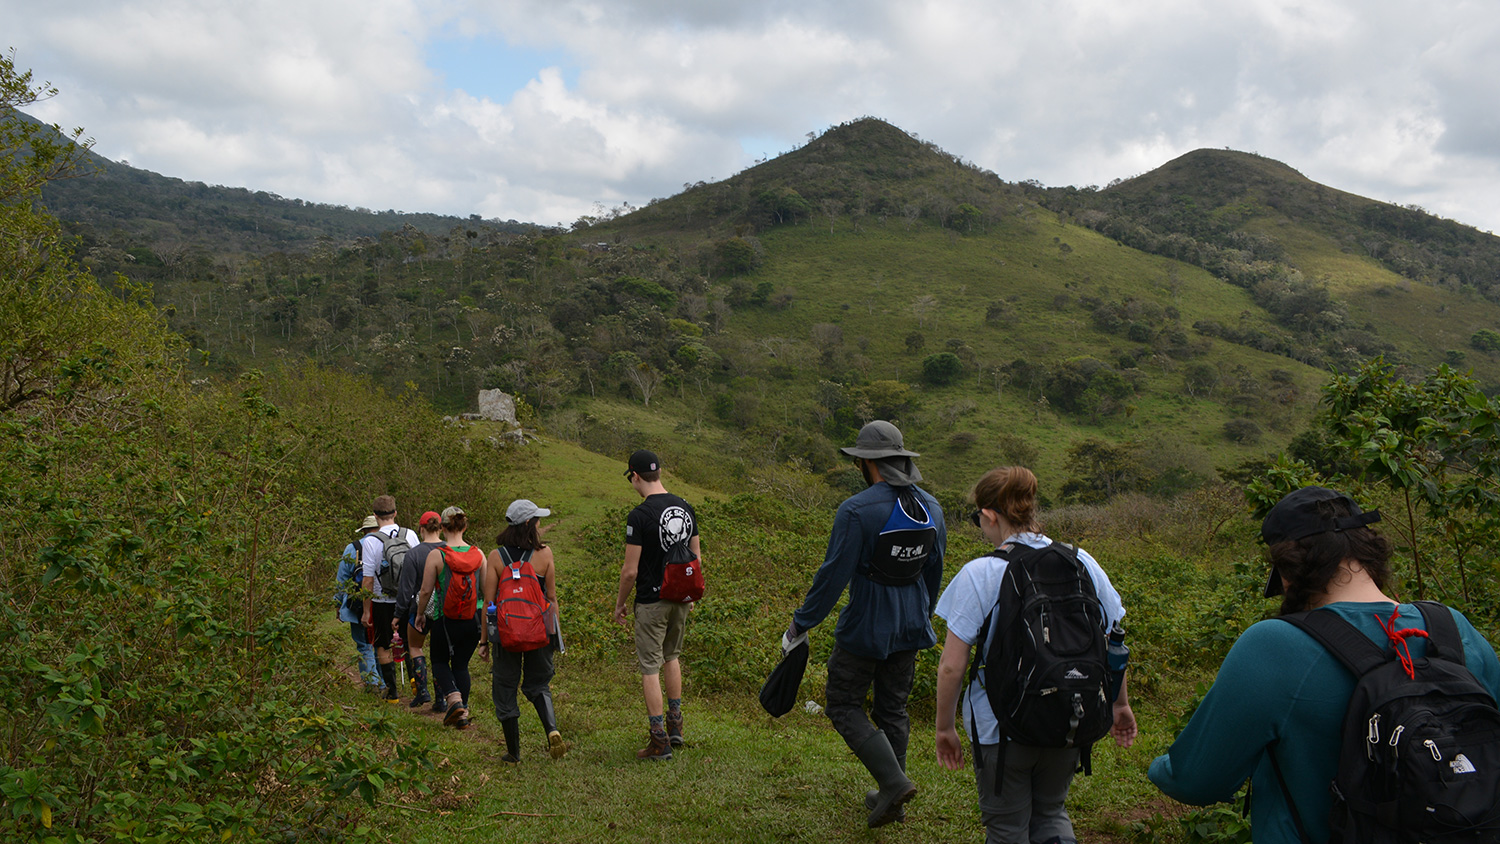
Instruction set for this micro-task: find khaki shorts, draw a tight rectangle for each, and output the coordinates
[634,600,690,675]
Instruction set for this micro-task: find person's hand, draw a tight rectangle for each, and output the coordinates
[935,727,966,770]
[414,615,426,634]
[613,604,629,629]
[479,641,490,663]
[391,617,399,632]
[781,624,808,657]
[1111,703,1138,748]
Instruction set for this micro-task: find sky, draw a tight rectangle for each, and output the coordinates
[8,0,1500,232]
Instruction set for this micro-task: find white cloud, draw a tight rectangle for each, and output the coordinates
[6,0,1500,232]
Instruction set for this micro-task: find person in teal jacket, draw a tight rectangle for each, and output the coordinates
[1149,486,1500,844]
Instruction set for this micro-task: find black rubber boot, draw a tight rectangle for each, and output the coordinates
[864,751,910,823]
[529,691,566,759]
[854,732,916,828]
[407,656,431,707]
[378,663,399,702]
[501,717,521,763]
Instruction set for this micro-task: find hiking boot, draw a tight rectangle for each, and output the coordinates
[548,730,568,759]
[664,710,684,747]
[866,790,906,823]
[443,704,468,728]
[635,729,673,761]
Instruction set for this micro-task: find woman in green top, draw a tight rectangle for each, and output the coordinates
[415,505,485,729]
[1148,487,1500,844]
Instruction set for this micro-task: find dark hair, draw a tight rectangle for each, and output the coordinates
[1269,496,1392,614]
[496,518,543,551]
[372,494,396,517]
[442,512,468,534]
[970,466,1041,534]
[634,469,661,483]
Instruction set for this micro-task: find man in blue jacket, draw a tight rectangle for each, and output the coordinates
[337,515,380,691]
[784,420,946,828]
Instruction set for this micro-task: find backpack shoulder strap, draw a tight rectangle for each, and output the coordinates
[1279,608,1389,677]
[1413,601,1465,666]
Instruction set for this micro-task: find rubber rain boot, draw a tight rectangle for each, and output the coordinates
[501,717,521,764]
[407,656,431,708]
[530,690,567,759]
[853,732,916,828]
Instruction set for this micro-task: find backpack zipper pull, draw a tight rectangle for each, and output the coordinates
[1389,725,1405,748]
[1424,739,1442,761]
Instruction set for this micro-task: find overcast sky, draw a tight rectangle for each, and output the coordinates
[9,0,1500,232]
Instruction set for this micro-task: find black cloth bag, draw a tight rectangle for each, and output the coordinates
[759,640,809,717]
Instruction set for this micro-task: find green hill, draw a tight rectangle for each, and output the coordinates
[41,116,1500,504]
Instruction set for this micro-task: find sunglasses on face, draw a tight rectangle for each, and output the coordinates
[968,509,982,527]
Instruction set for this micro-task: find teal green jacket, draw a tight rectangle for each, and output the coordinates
[1149,601,1500,844]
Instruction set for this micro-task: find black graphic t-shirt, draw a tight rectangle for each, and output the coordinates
[625,493,698,604]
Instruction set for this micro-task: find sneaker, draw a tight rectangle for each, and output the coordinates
[635,729,673,761]
[548,730,568,759]
[431,698,449,714]
[443,704,468,728]
[664,710,684,747]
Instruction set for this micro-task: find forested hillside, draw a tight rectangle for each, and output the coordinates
[50,117,1500,503]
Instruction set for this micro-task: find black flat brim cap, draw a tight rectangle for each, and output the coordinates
[1260,485,1381,599]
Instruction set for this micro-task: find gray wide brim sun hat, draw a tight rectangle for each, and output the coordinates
[840,420,920,459]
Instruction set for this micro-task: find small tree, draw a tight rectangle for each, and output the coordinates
[922,352,964,386]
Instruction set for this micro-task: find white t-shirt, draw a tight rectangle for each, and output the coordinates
[934,532,1125,745]
[359,524,419,603]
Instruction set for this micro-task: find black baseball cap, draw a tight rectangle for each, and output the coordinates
[625,449,660,477]
[1260,486,1381,597]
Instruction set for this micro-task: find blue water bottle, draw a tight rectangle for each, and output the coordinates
[1106,621,1129,702]
[486,602,499,644]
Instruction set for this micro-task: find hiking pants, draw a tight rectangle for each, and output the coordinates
[824,646,917,762]
[974,741,1079,844]
[349,622,378,685]
[429,616,481,703]
[491,644,556,721]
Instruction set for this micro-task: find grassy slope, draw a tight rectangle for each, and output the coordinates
[725,213,1325,494]
[324,437,1227,843]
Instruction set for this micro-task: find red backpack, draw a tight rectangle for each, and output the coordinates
[496,547,550,652]
[659,539,705,603]
[430,545,484,622]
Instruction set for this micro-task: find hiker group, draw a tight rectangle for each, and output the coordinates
[335,423,1500,844]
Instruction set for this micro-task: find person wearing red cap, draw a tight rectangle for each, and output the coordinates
[1149,486,1500,844]
[396,511,445,712]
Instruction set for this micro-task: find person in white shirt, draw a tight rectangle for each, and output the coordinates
[359,494,418,702]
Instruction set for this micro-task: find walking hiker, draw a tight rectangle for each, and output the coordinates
[783,421,946,827]
[933,466,1135,844]
[395,511,444,712]
[360,495,419,703]
[482,499,567,763]
[614,449,700,761]
[415,506,485,729]
[1149,486,1500,844]
[338,514,381,691]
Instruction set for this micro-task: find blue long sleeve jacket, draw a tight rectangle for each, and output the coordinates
[792,482,946,660]
[335,542,362,624]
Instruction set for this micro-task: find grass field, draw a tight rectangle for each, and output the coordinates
[322,437,1247,844]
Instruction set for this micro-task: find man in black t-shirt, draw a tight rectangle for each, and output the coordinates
[614,449,700,761]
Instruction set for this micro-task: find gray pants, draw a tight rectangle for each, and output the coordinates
[491,645,555,721]
[824,646,917,760]
[974,741,1079,844]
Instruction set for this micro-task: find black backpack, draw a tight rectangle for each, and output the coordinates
[1274,602,1500,844]
[972,541,1113,773]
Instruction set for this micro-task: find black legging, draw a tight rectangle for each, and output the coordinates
[428,615,481,705]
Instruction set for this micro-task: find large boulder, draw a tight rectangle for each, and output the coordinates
[476,389,518,425]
